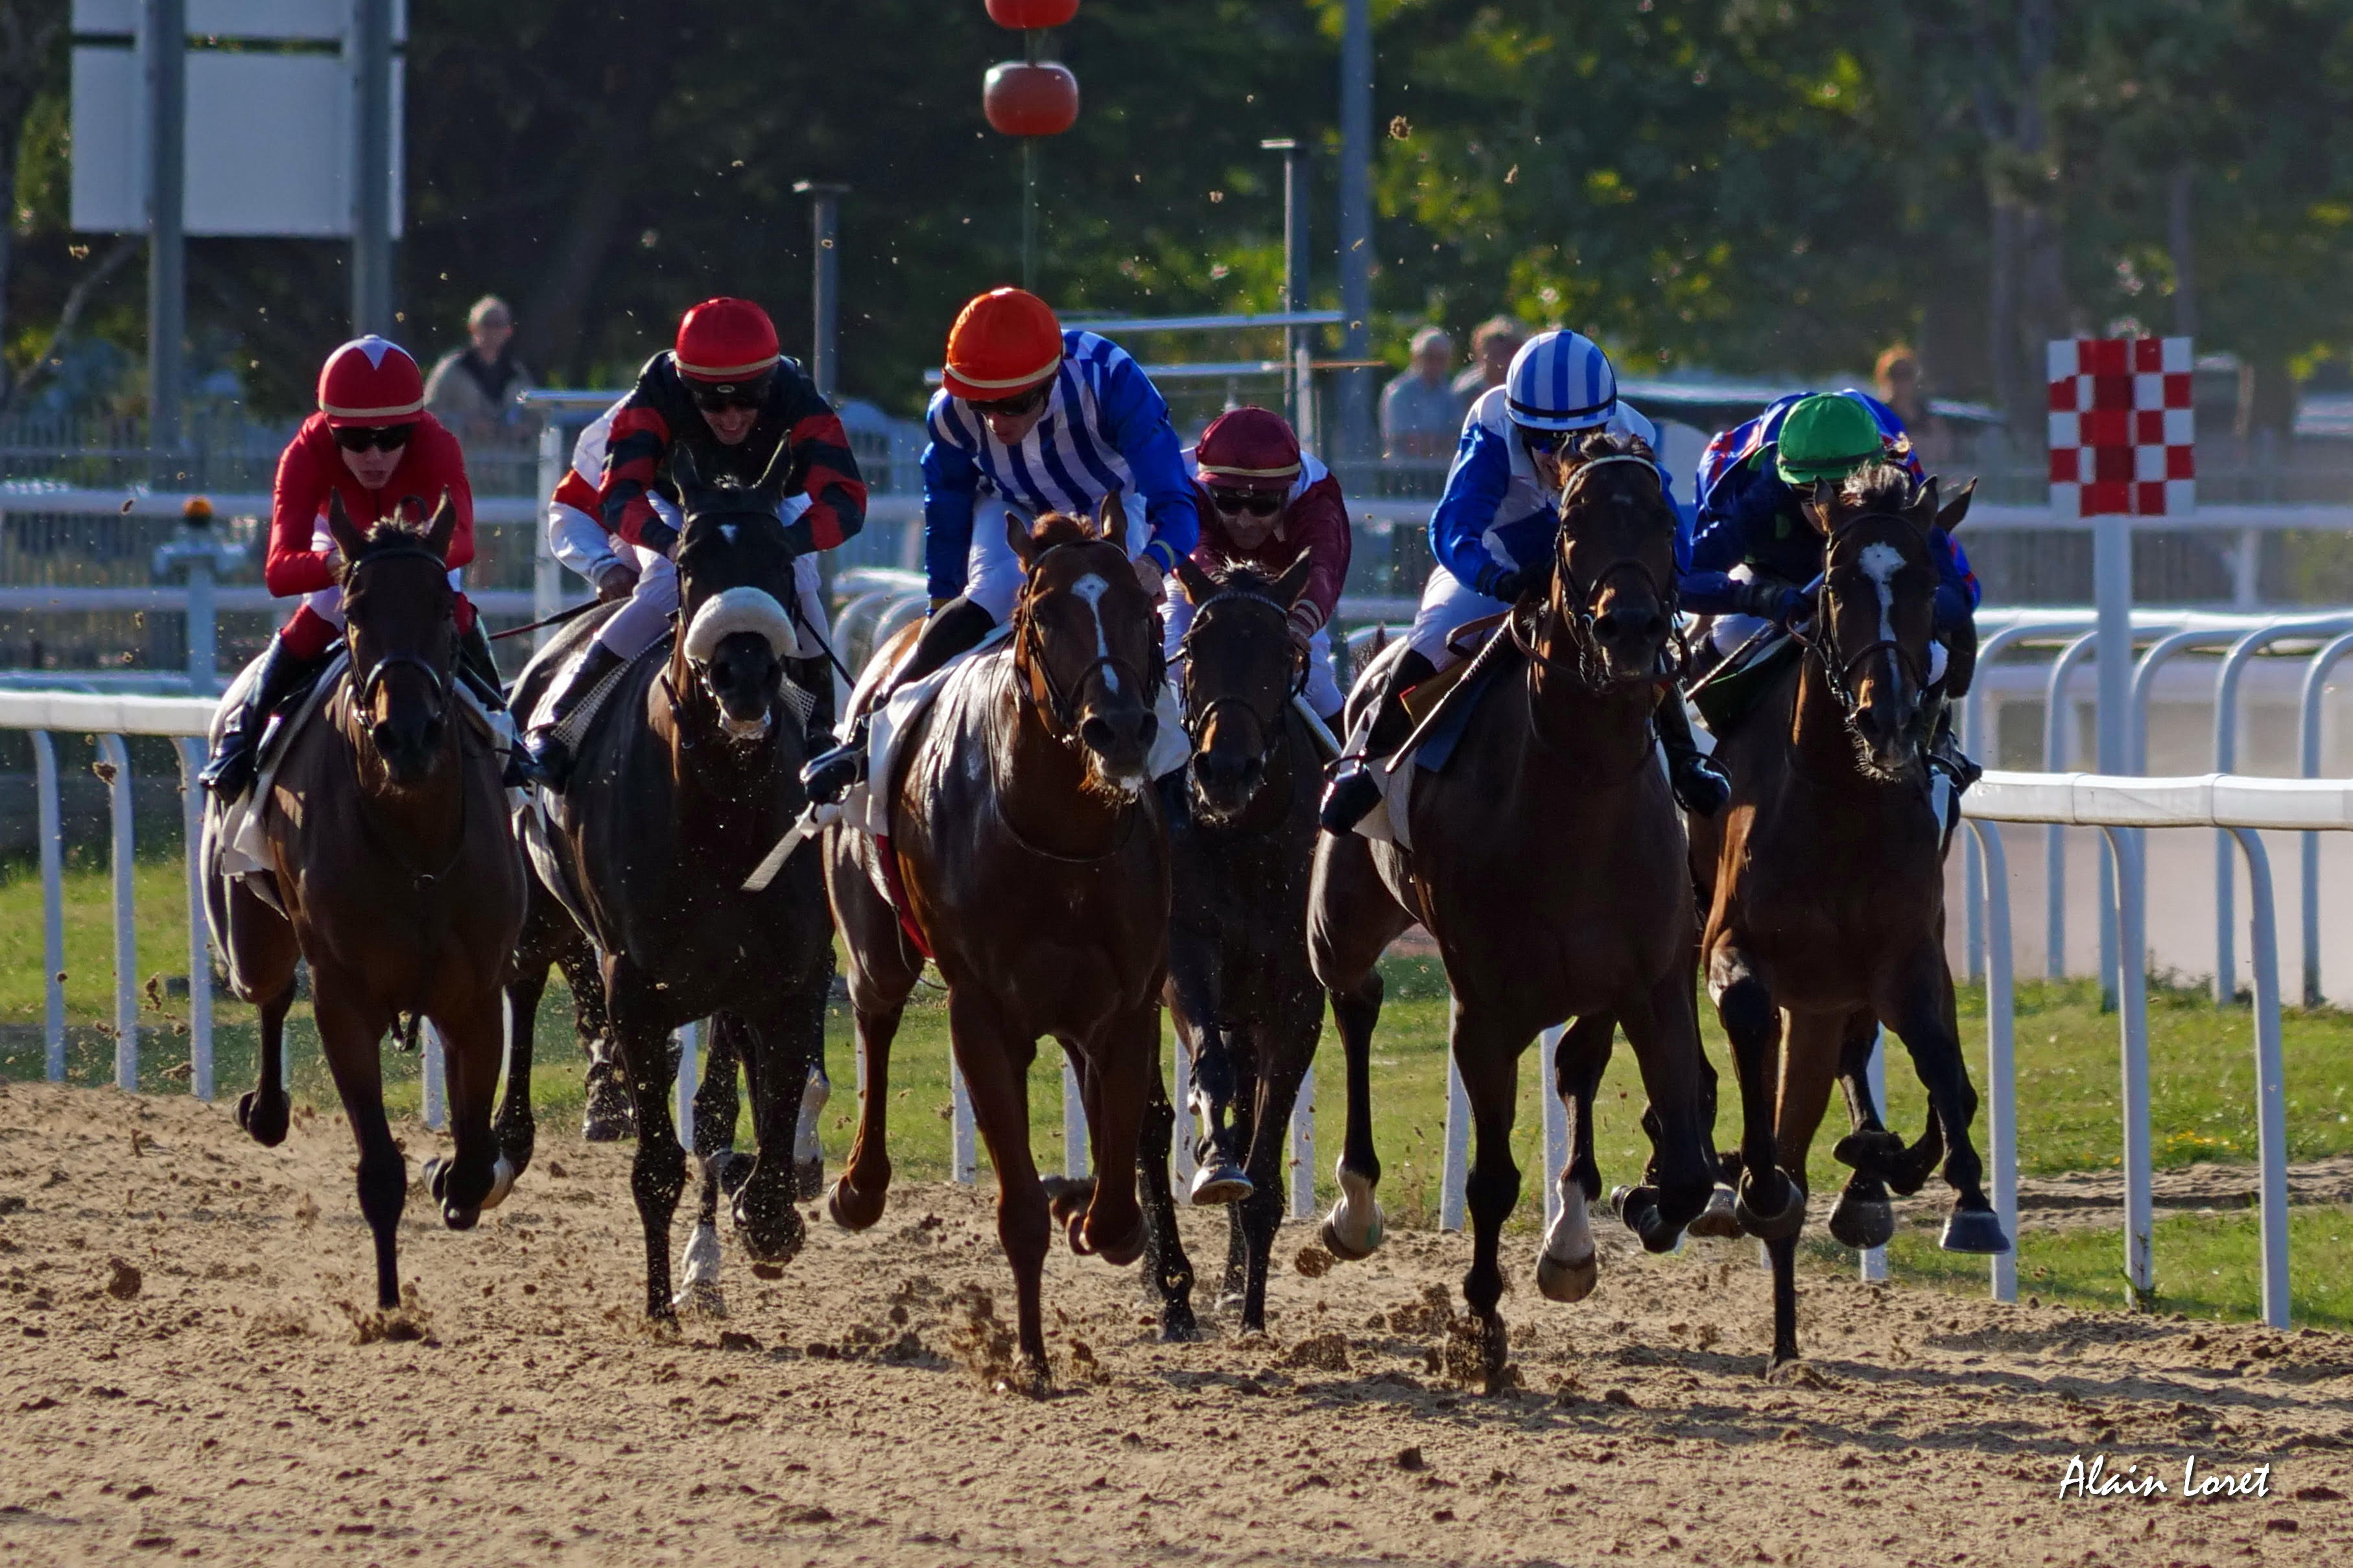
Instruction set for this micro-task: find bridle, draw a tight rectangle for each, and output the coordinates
[1011,542,1163,740]
[341,543,455,733]
[1524,452,1679,695]
[1176,585,1304,751]
[1793,509,1932,734]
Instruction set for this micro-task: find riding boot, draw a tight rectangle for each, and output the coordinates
[801,596,999,805]
[1923,690,1981,789]
[1317,649,1436,836]
[512,641,626,791]
[199,635,327,799]
[1653,690,1732,817]
[455,616,506,711]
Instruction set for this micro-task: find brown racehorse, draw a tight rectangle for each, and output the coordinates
[515,456,836,1321]
[1137,552,1323,1340]
[827,498,1166,1389]
[1692,463,2005,1371]
[1308,432,1717,1387]
[206,493,526,1310]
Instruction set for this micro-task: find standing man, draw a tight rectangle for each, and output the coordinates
[1450,314,1526,409]
[1380,326,1461,460]
[801,286,1198,803]
[424,295,536,447]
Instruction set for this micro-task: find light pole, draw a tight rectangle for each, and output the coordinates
[1261,138,1309,437]
[1336,0,1375,465]
[143,0,185,474]
[794,182,849,401]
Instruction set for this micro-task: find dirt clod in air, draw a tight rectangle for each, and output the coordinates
[1292,1245,1334,1278]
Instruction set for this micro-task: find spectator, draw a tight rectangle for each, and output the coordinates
[425,295,536,447]
[1874,343,1952,464]
[1380,326,1461,460]
[1450,314,1525,404]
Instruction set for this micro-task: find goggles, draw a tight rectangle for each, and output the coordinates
[969,382,1051,418]
[1207,486,1284,518]
[332,423,416,453]
[688,374,772,413]
[1519,427,1583,460]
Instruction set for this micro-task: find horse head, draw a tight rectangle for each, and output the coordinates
[670,443,801,740]
[1801,463,1968,780]
[327,488,459,786]
[1546,430,1678,688]
[1171,549,1314,824]
[1008,493,1162,794]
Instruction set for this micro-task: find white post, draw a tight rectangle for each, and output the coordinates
[1859,1031,1891,1281]
[1172,1035,1196,1188]
[1440,1051,1470,1232]
[2297,635,2353,1007]
[97,735,137,1090]
[32,731,65,1082]
[2105,826,2153,1300]
[2230,828,2291,1329]
[673,1020,699,1151]
[419,1019,447,1132]
[1970,821,2019,1303]
[174,738,212,1099]
[1539,1024,1568,1230]
[1288,1065,1314,1219]
[949,1059,976,1184]
[2042,633,2096,981]
[1061,1056,1089,1180]
[532,421,565,649]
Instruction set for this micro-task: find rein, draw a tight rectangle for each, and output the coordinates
[1175,586,1307,831]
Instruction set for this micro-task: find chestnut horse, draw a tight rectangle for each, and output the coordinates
[1308,432,1717,1387]
[205,494,525,1309]
[516,455,834,1320]
[826,498,1166,1388]
[1692,463,2005,1371]
[1139,552,1323,1339]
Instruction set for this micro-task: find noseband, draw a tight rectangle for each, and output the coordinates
[1176,587,1305,758]
[1796,511,1931,731]
[1012,546,1163,739]
[342,543,455,726]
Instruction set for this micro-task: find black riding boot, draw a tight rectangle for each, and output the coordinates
[199,635,327,799]
[1316,649,1436,836]
[512,642,626,792]
[1653,691,1732,817]
[456,616,506,710]
[802,596,999,805]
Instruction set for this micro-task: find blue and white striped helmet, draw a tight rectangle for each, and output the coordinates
[1504,329,1618,432]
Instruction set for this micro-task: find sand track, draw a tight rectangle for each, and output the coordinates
[1,1079,2349,1566]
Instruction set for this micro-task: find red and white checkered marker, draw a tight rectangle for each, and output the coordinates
[2048,336,2195,519]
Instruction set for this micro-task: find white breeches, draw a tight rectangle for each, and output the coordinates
[1706,607,1948,685]
[1163,589,1343,719]
[303,521,461,629]
[1406,565,1511,671]
[960,509,1152,622]
[587,549,828,662]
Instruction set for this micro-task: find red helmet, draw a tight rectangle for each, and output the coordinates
[674,298,781,381]
[1194,406,1301,492]
[316,336,425,426]
[943,287,1062,401]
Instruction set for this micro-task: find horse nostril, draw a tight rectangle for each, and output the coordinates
[1081,716,1115,753]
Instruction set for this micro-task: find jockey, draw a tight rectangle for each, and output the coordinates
[1318,329,1730,836]
[1167,406,1347,727]
[514,296,866,790]
[199,336,495,798]
[800,286,1199,804]
[1683,389,1978,676]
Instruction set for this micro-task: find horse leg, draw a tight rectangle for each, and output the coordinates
[1217,1033,1260,1300]
[1614,963,1720,1252]
[1764,1011,1845,1370]
[226,878,296,1147]
[608,965,689,1321]
[827,836,922,1230]
[1135,1058,1199,1342]
[793,961,837,1200]
[951,998,1052,1389]
[1451,1005,1525,1391]
[1319,970,1386,1261]
[1707,943,1803,1241]
[1233,1007,1316,1335]
[1879,941,2008,1256]
[729,985,826,1269]
[1827,1007,1901,1249]
[1185,1018,1251,1206]
[309,981,405,1311]
[422,990,515,1228]
[1538,1016,1610,1302]
[495,949,545,1178]
[1070,1005,1150,1267]
[669,1015,741,1316]
[1307,830,1412,1260]
[574,926,632,1141]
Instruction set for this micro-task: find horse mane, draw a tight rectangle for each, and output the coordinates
[1025,511,1094,552]
[1201,557,1286,597]
[357,516,437,552]
[1568,428,1655,465]
[1837,461,1918,515]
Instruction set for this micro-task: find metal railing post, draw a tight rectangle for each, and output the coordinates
[1861,1029,1889,1283]
[2227,826,2291,1328]
[532,421,565,649]
[2042,632,2098,981]
[1540,1023,1567,1230]
[1062,1057,1089,1180]
[32,731,65,1081]
[2102,825,2153,1301]
[950,1058,977,1184]
[673,1020,698,1151]
[1440,1035,1470,1232]
[420,1019,447,1132]
[2297,632,2353,1006]
[1288,1065,1315,1219]
[1172,1033,1195,1188]
[1967,819,2018,1302]
[1962,622,2045,980]
[173,736,212,1099]
[97,734,137,1090]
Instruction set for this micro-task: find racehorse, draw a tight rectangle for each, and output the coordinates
[515,449,834,1321]
[1137,552,1323,1340]
[826,498,1167,1390]
[1692,463,2004,1370]
[204,492,525,1310]
[1308,432,1718,1387]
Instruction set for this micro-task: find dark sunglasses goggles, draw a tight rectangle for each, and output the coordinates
[688,374,773,412]
[969,382,1052,417]
[332,423,416,452]
[1207,486,1284,518]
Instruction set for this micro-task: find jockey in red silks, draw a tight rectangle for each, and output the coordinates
[1166,406,1349,729]
[200,336,493,797]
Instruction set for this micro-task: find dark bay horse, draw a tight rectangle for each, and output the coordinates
[205,493,525,1309]
[1138,552,1323,1339]
[519,456,834,1320]
[1308,433,1716,1387]
[826,498,1166,1389]
[1692,463,2005,1370]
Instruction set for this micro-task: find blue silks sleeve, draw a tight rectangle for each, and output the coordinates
[1931,529,1981,631]
[1428,418,1513,594]
[922,393,982,602]
[1096,353,1198,572]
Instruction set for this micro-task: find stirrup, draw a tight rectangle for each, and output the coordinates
[800,742,866,806]
[1668,752,1731,817]
[510,733,571,792]
[198,741,257,799]
[1318,763,1384,836]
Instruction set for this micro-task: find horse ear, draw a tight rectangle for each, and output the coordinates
[1908,475,1941,533]
[1172,552,1216,606]
[1273,547,1316,609]
[423,489,458,560]
[325,487,368,568]
[1096,491,1128,551]
[1006,509,1039,571]
[1801,477,1839,535]
[1935,476,1977,534]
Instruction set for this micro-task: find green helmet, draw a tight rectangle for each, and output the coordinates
[1773,393,1885,485]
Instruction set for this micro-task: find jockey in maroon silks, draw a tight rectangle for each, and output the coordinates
[200,336,495,797]
[1164,406,1349,729]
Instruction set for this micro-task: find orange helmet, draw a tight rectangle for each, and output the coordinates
[316,336,425,426]
[674,298,781,382]
[943,287,1062,401]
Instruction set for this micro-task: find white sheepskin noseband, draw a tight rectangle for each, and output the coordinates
[683,587,794,663]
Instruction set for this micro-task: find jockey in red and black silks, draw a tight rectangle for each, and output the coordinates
[201,336,499,798]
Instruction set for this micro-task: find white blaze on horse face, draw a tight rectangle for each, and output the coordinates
[1071,572,1117,694]
[1856,541,1904,647]
[720,523,738,544]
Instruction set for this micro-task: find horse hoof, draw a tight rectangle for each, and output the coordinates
[1534,1248,1598,1303]
[793,1158,825,1203]
[581,1108,632,1143]
[1939,1206,2011,1256]
[672,1280,727,1317]
[1734,1170,1806,1241]
[1832,1129,1906,1175]
[1188,1164,1253,1206]
[1319,1210,1382,1263]
[442,1200,481,1232]
[709,1151,755,1198]
[732,1188,805,1267]
[479,1156,518,1213]
[237,1088,290,1147]
[1686,1184,1742,1239]
[1159,1308,1201,1344]
[423,1155,451,1203]
[1828,1189,1896,1250]
[1089,1215,1146,1268]
[1041,1175,1096,1228]
[827,1176,885,1232]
